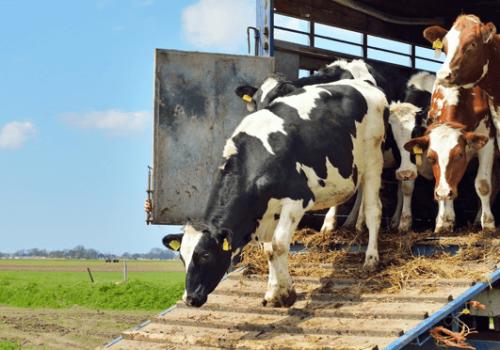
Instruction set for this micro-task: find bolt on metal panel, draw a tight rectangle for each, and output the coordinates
[152,50,275,225]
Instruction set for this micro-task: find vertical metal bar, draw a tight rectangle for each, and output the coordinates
[309,21,315,76]
[256,0,274,57]
[363,33,368,59]
[411,44,416,68]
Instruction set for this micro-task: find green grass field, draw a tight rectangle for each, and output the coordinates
[0,259,183,267]
[0,261,185,312]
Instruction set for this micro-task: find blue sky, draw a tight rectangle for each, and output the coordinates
[0,0,443,255]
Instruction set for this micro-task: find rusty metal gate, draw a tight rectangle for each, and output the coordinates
[151,50,274,225]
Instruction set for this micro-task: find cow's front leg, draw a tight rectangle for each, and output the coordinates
[264,199,307,308]
[435,200,455,233]
[390,181,403,229]
[320,206,337,233]
[475,144,496,234]
[398,179,415,232]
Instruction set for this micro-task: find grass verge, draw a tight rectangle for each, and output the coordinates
[0,341,21,350]
[0,270,185,311]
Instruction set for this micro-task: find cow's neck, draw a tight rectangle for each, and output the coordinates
[438,87,489,132]
[202,176,260,252]
[478,37,500,107]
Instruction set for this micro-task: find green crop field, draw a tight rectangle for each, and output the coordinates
[0,261,186,312]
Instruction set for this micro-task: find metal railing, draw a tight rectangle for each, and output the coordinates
[274,20,443,71]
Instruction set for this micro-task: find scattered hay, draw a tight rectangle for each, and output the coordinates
[237,227,500,295]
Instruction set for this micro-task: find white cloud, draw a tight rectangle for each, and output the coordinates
[182,0,254,51]
[58,109,151,137]
[0,121,37,150]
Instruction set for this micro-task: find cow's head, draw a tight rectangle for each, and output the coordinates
[389,102,429,181]
[404,122,489,200]
[424,15,496,88]
[163,222,233,307]
[235,74,295,112]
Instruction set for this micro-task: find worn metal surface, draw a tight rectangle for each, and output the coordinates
[152,50,274,225]
[470,288,500,318]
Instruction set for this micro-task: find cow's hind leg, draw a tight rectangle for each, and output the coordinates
[361,144,383,271]
[320,206,337,233]
[344,187,363,228]
[264,198,309,308]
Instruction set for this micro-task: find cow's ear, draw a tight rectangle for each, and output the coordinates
[163,234,184,252]
[423,26,448,44]
[483,22,496,44]
[404,136,429,154]
[466,132,489,150]
[235,85,258,99]
[213,228,233,250]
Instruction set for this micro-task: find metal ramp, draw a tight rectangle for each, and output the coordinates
[97,260,500,350]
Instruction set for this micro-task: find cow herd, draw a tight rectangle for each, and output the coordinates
[162,14,500,308]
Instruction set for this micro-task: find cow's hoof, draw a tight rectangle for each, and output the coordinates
[263,288,297,308]
[482,227,497,237]
[363,255,379,272]
[397,225,411,233]
[278,288,297,308]
[320,227,335,235]
[434,225,453,234]
[262,297,281,308]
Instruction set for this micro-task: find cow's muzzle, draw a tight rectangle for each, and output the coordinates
[184,294,207,308]
[396,170,417,181]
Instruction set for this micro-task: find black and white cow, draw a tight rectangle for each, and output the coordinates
[321,71,436,233]
[235,59,406,234]
[386,72,436,231]
[163,79,389,308]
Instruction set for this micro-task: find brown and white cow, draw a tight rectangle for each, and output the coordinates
[405,83,496,233]
[423,15,500,151]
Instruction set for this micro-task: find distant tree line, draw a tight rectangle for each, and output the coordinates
[0,245,178,260]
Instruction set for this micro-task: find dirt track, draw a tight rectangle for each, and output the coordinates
[0,306,158,350]
[0,264,184,272]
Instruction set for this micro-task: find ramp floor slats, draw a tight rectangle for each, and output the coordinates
[181,297,436,320]
[97,266,480,350]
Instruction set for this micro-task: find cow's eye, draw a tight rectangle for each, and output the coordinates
[201,253,210,260]
[456,153,463,160]
[470,42,477,48]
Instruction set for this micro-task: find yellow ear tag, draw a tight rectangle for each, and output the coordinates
[433,38,443,59]
[414,146,423,166]
[242,94,253,102]
[432,38,443,50]
[223,238,232,251]
[169,240,180,251]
